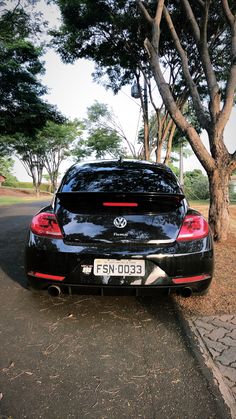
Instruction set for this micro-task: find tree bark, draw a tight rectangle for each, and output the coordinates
[143,78,149,160]
[163,122,176,165]
[208,168,231,241]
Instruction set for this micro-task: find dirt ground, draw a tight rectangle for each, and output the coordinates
[175,204,236,317]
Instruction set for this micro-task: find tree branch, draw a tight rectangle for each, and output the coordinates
[218,1,236,129]
[154,0,165,27]
[144,38,215,172]
[221,0,235,26]
[181,0,221,122]
[180,0,200,42]
[196,0,204,6]
[162,6,210,130]
[135,1,153,24]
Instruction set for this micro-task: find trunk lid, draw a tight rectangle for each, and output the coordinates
[55,192,186,244]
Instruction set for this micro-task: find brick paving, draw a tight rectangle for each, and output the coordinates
[190,315,236,418]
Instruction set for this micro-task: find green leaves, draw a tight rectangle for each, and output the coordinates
[52,0,149,91]
[72,101,125,159]
[86,127,123,159]
[184,170,210,201]
[0,8,62,137]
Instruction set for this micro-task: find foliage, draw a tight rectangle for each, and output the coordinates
[137,0,236,241]
[0,8,62,137]
[8,119,80,193]
[11,134,46,194]
[184,170,210,201]
[52,0,150,92]
[72,102,126,160]
[85,128,123,159]
[0,157,18,187]
[37,120,81,191]
[52,0,233,163]
[167,162,179,178]
[229,184,236,202]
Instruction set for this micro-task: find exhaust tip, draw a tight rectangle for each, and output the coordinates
[180,287,193,298]
[48,285,61,297]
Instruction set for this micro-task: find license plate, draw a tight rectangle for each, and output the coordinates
[94,259,145,277]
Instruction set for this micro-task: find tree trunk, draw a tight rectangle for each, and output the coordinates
[32,174,40,197]
[208,168,231,241]
[179,141,184,189]
[52,176,57,193]
[155,139,162,163]
[143,79,149,160]
[35,185,40,198]
[163,122,176,165]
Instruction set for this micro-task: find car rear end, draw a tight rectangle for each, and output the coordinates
[25,160,213,296]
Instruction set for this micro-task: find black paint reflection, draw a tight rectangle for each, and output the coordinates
[57,210,183,243]
[60,161,182,194]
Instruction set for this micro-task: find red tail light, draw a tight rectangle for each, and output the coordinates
[31,212,63,239]
[177,214,209,241]
[28,271,65,281]
[172,274,210,284]
[103,202,138,207]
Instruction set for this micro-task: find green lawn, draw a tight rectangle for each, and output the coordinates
[0,196,51,206]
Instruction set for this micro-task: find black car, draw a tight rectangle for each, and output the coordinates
[25,159,214,297]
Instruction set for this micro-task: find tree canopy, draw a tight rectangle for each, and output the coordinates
[52,0,150,92]
[0,7,62,137]
[37,120,82,191]
[52,0,233,163]
[72,102,126,160]
[136,0,236,241]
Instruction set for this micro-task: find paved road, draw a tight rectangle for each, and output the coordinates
[0,202,231,418]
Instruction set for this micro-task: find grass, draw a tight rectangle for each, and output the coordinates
[0,196,51,206]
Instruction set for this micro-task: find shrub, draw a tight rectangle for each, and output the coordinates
[184,170,210,200]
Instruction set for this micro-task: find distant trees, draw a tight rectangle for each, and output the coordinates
[37,121,81,192]
[11,134,46,195]
[72,102,130,160]
[184,170,210,201]
[0,5,68,193]
[0,8,62,137]
[0,157,18,187]
[10,120,80,194]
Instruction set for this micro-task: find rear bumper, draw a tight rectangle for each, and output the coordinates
[25,233,214,294]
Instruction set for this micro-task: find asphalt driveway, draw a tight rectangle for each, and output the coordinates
[0,202,230,418]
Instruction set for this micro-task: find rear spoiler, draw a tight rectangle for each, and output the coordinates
[56,191,185,202]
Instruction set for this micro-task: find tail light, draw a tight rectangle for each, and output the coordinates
[103,202,138,207]
[172,274,210,284]
[28,271,65,281]
[31,212,63,239]
[177,214,209,241]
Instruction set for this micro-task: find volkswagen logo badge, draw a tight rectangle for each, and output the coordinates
[113,217,127,229]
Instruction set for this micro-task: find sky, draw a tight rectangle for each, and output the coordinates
[13,1,236,182]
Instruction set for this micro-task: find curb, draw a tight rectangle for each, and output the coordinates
[189,318,236,419]
[174,302,234,418]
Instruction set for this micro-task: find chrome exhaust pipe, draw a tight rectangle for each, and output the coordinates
[180,287,193,298]
[48,285,61,297]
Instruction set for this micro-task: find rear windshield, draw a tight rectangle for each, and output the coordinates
[60,165,181,194]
